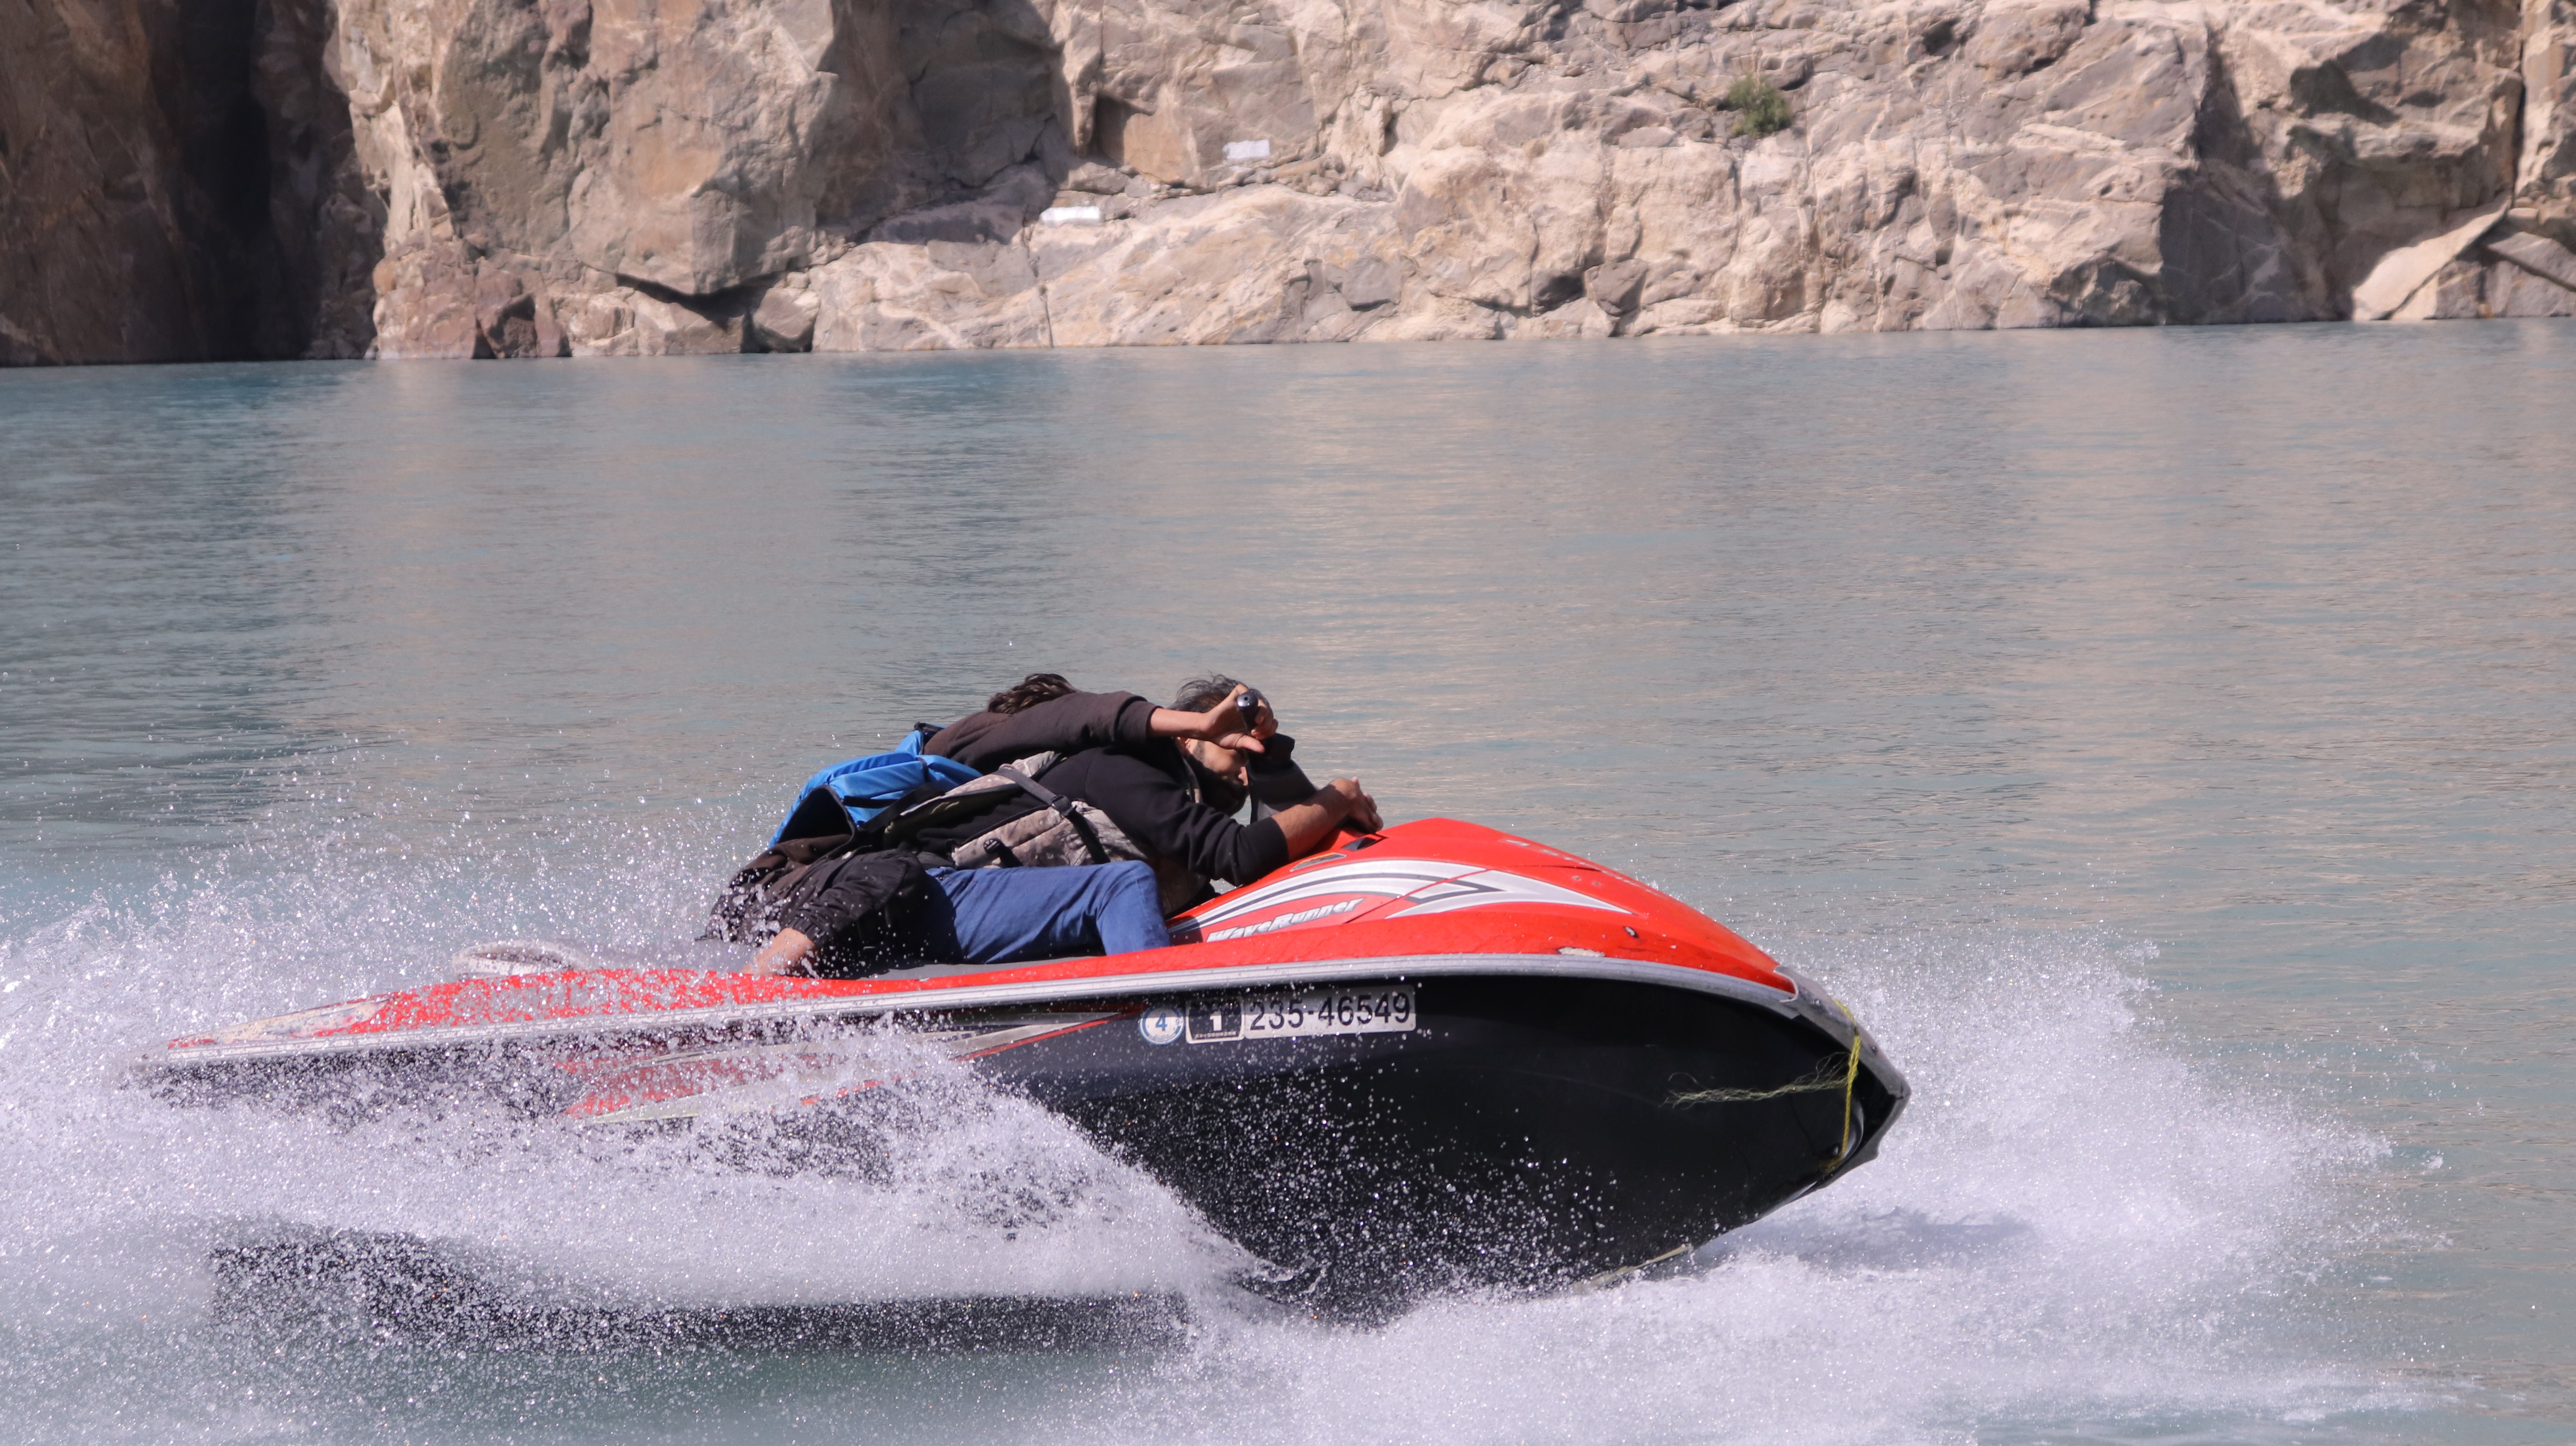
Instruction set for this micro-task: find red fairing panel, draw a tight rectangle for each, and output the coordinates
[165,819,1788,1051]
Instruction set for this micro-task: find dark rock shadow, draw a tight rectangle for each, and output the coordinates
[254,0,383,358]
[2157,38,2318,323]
[162,0,380,359]
[865,0,1078,237]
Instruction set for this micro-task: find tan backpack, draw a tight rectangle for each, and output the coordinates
[881,752,1148,872]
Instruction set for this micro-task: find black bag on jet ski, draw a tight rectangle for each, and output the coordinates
[702,832,936,976]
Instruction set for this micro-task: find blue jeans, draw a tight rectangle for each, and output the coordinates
[913,862,1170,964]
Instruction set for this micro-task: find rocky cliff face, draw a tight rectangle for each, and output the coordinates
[8,0,2576,363]
[2,0,374,362]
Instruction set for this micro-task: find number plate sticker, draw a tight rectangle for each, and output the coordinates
[1184,987,1416,1043]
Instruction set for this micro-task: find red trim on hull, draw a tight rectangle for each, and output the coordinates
[166,819,1784,1055]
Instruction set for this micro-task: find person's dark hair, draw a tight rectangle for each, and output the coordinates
[1171,674,1248,713]
[987,673,1075,715]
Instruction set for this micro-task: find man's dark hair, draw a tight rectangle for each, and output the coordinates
[1172,674,1247,713]
[987,673,1075,715]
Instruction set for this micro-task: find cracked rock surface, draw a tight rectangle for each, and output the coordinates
[7,0,2576,362]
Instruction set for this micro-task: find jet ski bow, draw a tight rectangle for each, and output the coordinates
[146,819,1907,1317]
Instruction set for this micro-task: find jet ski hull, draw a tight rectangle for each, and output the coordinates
[143,820,1907,1317]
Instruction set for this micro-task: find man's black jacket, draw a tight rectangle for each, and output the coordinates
[920,690,1316,889]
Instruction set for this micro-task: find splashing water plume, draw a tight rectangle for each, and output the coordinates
[0,841,2382,1442]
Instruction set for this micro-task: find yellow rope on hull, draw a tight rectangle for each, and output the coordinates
[1665,1004,1868,1171]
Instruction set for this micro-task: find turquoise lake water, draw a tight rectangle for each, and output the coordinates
[2,324,2571,1443]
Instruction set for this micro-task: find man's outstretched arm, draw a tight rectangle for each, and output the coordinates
[1266,778,1383,859]
[930,687,1274,772]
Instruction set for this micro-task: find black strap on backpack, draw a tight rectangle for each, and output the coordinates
[995,766,1110,866]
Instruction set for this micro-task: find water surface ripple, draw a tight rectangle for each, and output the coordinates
[2,324,2571,1444]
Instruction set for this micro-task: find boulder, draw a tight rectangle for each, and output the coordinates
[749,283,821,352]
[473,269,567,358]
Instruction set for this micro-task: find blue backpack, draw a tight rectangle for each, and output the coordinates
[770,727,981,845]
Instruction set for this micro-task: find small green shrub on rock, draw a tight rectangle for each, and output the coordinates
[1725,74,1793,137]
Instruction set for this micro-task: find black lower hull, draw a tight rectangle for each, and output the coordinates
[973,974,1905,1317]
[146,966,1905,1321]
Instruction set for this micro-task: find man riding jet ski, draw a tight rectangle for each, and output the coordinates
[728,674,1381,978]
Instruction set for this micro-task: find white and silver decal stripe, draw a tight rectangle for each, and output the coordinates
[1184,860,1485,927]
[1185,859,1629,929]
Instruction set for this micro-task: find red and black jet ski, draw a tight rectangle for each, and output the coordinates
[145,819,1906,1318]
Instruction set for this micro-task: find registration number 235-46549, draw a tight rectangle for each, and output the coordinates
[1184,988,1416,1044]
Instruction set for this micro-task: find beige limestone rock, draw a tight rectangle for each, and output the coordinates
[10,0,2576,363]
[561,284,747,355]
[344,0,911,288]
[1966,0,2094,78]
[2484,252,2576,313]
[2353,206,2512,319]
[786,0,2558,347]
[810,187,1406,348]
[2488,227,2576,290]
[1038,190,1401,346]
[810,241,1054,350]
